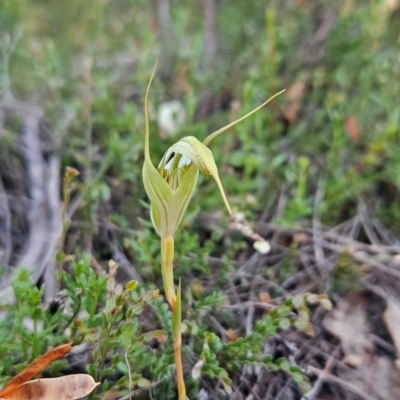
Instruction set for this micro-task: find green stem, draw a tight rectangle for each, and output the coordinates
[161,236,176,309]
[160,236,186,399]
[173,281,186,400]
[33,318,38,358]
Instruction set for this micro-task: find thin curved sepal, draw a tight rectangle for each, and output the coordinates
[203,89,286,147]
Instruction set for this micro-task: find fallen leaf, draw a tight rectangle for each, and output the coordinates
[282,81,306,125]
[191,359,204,380]
[226,329,239,342]
[344,115,359,143]
[0,344,99,400]
[322,290,400,398]
[0,374,99,400]
[286,81,306,102]
[293,233,309,244]
[0,344,72,398]
[102,391,120,400]
[342,353,363,368]
[253,239,271,255]
[322,292,372,359]
[259,292,271,304]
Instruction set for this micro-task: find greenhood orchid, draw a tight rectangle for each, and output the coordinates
[142,60,284,400]
[143,67,285,242]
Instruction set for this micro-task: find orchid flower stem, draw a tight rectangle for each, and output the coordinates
[173,281,185,400]
[161,236,176,309]
[161,236,186,399]
[143,59,285,400]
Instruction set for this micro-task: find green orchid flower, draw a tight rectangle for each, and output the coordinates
[142,60,284,400]
[143,66,284,243]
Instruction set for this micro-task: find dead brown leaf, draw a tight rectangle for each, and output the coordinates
[0,374,99,400]
[0,344,99,400]
[282,81,306,125]
[323,290,400,399]
[0,344,72,398]
[323,291,373,360]
[293,233,309,244]
[344,115,360,143]
[226,329,239,343]
[259,292,271,304]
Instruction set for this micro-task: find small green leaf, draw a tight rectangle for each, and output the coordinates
[279,318,291,330]
[56,250,66,263]
[102,379,109,392]
[292,295,305,308]
[126,280,138,291]
[277,306,291,318]
[101,368,116,376]
[275,357,290,371]
[115,375,128,386]
[112,354,122,365]
[137,377,151,388]
[32,307,42,321]
[142,290,154,302]
[153,330,167,342]
[262,355,273,363]
[304,322,314,336]
[268,309,278,318]
[85,294,96,316]
[128,301,144,315]
[142,331,155,342]
[292,371,306,383]
[105,340,121,349]
[221,378,232,394]
[116,295,125,307]
[293,317,308,331]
